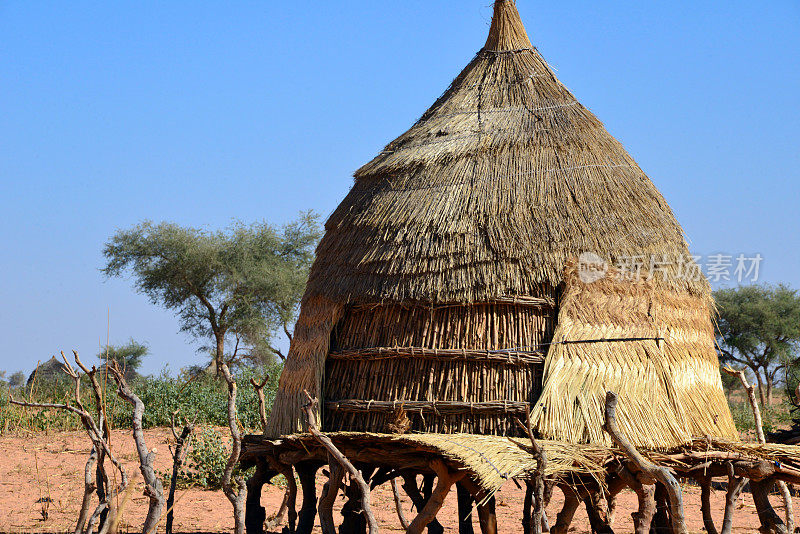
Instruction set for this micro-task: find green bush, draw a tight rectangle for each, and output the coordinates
[728,398,794,435]
[183,427,230,489]
[165,427,255,490]
[0,363,282,435]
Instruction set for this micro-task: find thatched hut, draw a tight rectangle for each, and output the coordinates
[265,0,737,449]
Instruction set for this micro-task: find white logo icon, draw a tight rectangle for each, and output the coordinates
[578,252,608,283]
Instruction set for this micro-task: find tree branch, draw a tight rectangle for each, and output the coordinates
[108,361,164,534]
[166,411,195,534]
[267,344,286,361]
[217,357,247,534]
[283,321,293,343]
[249,377,270,433]
[302,390,378,533]
[602,391,688,534]
[10,353,128,534]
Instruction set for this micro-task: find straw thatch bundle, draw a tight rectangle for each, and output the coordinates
[265,0,737,445]
[531,263,738,448]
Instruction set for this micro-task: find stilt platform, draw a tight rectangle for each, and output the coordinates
[240,432,800,534]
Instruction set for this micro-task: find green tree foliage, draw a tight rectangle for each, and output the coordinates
[8,371,25,388]
[98,339,149,380]
[715,284,800,406]
[102,213,320,369]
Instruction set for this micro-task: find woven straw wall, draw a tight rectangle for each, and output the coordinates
[324,296,556,435]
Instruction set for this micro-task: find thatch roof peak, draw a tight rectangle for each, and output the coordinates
[484,0,531,51]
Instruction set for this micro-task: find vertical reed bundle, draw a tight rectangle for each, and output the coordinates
[324,298,556,435]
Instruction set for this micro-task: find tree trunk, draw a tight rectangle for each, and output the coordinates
[216,334,247,534]
[754,369,767,407]
[766,377,774,406]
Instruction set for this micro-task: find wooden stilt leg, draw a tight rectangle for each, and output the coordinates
[244,459,273,534]
[751,478,789,534]
[523,481,534,534]
[402,472,445,534]
[407,460,465,534]
[318,457,344,534]
[340,478,367,534]
[652,483,672,534]
[615,465,655,534]
[264,459,297,533]
[295,461,320,534]
[476,496,498,534]
[606,476,627,528]
[391,477,411,530]
[542,481,554,532]
[457,482,475,534]
[459,478,496,534]
[583,489,614,534]
[551,487,580,534]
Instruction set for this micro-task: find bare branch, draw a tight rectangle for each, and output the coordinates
[301,390,378,533]
[283,322,293,343]
[11,355,128,534]
[108,361,164,534]
[249,376,270,433]
[75,447,98,534]
[166,410,195,534]
[602,391,687,534]
[267,344,286,361]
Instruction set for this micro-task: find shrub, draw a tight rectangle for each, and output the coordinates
[728,397,794,436]
[165,427,255,490]
[0,363,282,435]
[182,427,230,489]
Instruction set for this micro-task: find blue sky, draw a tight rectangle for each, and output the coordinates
[2,1,798,376]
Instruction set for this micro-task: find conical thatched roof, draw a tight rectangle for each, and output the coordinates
[307,0,708,305]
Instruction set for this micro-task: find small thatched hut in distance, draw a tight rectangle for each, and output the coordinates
[266,0,737,448]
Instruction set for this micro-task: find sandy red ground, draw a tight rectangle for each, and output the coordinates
[1,428,796,533]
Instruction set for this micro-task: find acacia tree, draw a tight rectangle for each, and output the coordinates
[715,284,800,406]
[8,371,25,388]
[98,339,149,381]
[102,213,320,534]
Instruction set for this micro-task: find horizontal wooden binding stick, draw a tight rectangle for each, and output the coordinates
[349,295,556,312]
[326,399,530,415]
[328,346,544,365]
